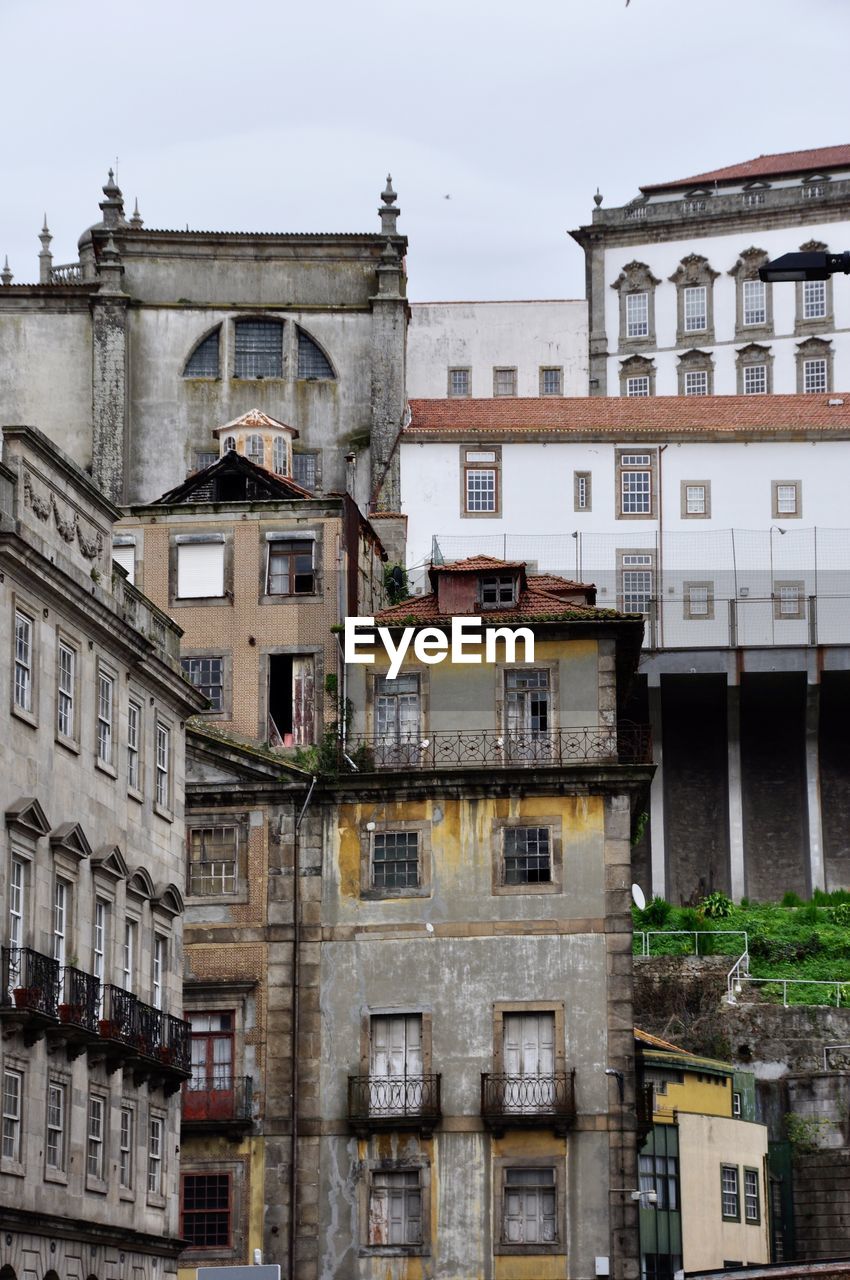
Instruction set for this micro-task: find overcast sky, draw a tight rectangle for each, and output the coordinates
[3,0,849,301]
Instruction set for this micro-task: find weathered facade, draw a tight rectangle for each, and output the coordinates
[0,173,408,510]
[0,426,204,1280]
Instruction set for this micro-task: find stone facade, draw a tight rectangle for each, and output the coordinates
[0,426,204,1280]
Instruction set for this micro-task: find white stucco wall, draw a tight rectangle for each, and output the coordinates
[407,300,588,398]
[677,1112,770,1270]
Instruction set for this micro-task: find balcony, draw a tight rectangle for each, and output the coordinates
[348,1073,442,1136]
[345,725,651,771]
[91,985,190,1090]
[182,1074,254,1138]
[0,947,61,1042]
[481,1070,577,1136]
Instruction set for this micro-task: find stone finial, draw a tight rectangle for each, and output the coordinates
[97,233,125,292]
[594,188,603,208]
[129,197,144,229]
[1,256,12,286]
[99,167,125,229]
[375,237,402,297]
[379,173,400,236]
[39,214,54,284]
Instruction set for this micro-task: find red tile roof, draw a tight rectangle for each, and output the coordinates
[640,144,850,193]
[436,554,527,572]
[375,570,630,626]
[406,394,850,438]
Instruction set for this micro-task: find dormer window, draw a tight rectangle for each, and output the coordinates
[222,435,236,454]
[479,575,517,609]
[246,434,264,466]
[273,436,288,476]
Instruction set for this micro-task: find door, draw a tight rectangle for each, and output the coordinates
[502,1013,555,1110]
[505,671,551,762]
[185,1012,235,1120]
[370,1014,423,1115]
[375,676,420,765]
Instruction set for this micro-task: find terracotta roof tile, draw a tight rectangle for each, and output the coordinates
[406,394,850,438]
[374,582,633,626]
[640,143,850,193]
[437,554,527,572]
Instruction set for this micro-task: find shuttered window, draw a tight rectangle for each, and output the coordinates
[112,540,136,584]
[176,539,225,599]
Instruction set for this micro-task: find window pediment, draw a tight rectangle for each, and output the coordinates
[127,866,156,900]
[5,796,51,839]
[800,238,828,253]
[729,247,768,280]
[668,254,719,286]
[737,343,771,362]
[611,261,659,293]
[619,354,655,376]
[49,821,92,861]
[677,348,714,370]
[154,882,185,917]
[91,843,129,880]
[796,336,832,357]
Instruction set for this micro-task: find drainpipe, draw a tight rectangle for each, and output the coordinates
[288,774,317,1280]
[656,444,667,649]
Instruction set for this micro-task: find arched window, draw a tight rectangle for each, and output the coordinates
[184,330,220,378]
[235,319,283,378]
[297,328,334,379]
[246,435,264,466]
[273,437,288,476]
[222,436,236,454]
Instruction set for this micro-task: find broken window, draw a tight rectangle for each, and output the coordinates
[297,329,334,379]
[188,827,240,896]
[266,539,315,596]
[246,434,264,467]
[268,654,315,747]
[234,319,283,378]
[368,1169,422,1247]
[272,436,288,476]
[479,574,517,608]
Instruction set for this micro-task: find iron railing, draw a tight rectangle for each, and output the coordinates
[182,1074,253,1123]
[1,946,61,1016]
[481,1071,576,1130]
[59,965,100,1033]
[348,1073,442,1129]
[165,1014,192,1073]
[134,1000,164,1057]
[99,984,137,1042]
[345,724,651,770]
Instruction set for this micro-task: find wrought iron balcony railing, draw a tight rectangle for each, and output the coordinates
[59,965,100,1033]
[348,1073,442,1132]
[182,1074,254,1124]
[1,946,61,1017]
[99,984,138,1043]
[165,1013,192,1074]
[344,724,651,771]
[481,1071,576,1133]
[134,999,164,1058]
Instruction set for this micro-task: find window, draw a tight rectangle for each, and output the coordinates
[222,435,236,454]
[744,1167,760,1223]
[127,698,141,792]
[297,328,334,378]
[803,278,827,320]
[744,364,767,394]
[53,878,70,967]
[375,673,420,763]
[626,292,649,338]
[681,481,710,518]
[122,919,136,991]
[245,434,264,466]
[272,436,287,476]
[505,669,550,758]
[684,369,708,396]
[796,335,833,392]
[685,582,714,620]
[502,1167,557,1245]
[2,1068,22,1163]
[182,1173,232,1248]
[619,453,653,516]
[119,1105,133,1189]
[368,1169,422,1246]
[93,898,108,991]
[503,827,551,884]
[479,574,517,608]
[743,279,766,326]
[721,1165,740,1220]
[195,451,218,472]
[148,1115,163,1195]
[234,319,282,378]
[112,538,136,584]
[540,367,562,396]
[9,855,26,955]
[684,285,707,332]
[448,367,470,397]
[732,1091,742,1117]
[182,657,224,712]
[184,330,220,377]
[57,641,76,739]
[14,610,33,713]
[626,376,650,397]
[621,553,654,614]
[46,1082,66,1173]
[372,832,419,890]
[461,446,501,516]
[493,367,517,397]
[292,452,318,490]
[189,1012,234,1092]
[620,354,656,398]
[371,1014,423,1086]
[774,581,805,620]
[804,358,827,394]
[574,472,591,511]
[96,669,114,766]
[188,826,240,896]
[266,540,315,595]
[639,1150,679,1210]
[155,721,171,809]
[772,481,801,518]
[87,1093,105,1182]
[152,936,166,1010]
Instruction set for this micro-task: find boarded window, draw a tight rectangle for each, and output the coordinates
[503,1167,557,1244]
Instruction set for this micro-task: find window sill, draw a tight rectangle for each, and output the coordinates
[173,596,231,607]
[460,510,502,520]
[147,1192,167,1210]
[493,880,562,896]
[186,892,248,906]
[86,1177,108,1195]
[44,1168,68,1186]
[128,786,144,805]
[154,803,174,823]
[119,1188,135,1202]
[11,705,37,729]
[361,886,431,901]
[95,759,117,780]
[55,734,81,755]
[0,1160,25,1178]
[260,592,322,604]
[494,1244,567,1257]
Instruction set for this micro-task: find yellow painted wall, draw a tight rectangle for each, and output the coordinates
[654,1071,733,1123]
[177,1134,264,1279]
[677,1112,770,1270]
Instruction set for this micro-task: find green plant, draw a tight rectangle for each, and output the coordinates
[781,891,803,908]
[631,810,649,847]
[701,891,733,919]
[828,903,850,927]
[642,896,672,927]
[797,901,821,925]
[784,1112,833,1152]
[678,906,703,931]
[384,563,409,605]
[324,673,338,697]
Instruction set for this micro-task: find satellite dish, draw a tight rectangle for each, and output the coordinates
[631,883,646,910]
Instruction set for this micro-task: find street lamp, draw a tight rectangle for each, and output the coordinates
[759,250,850,282]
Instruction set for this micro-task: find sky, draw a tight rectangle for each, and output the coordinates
[2,0,849,301]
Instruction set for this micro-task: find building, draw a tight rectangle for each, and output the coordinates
[0,173,408,510]
[116,408,391,749]
[0,425,204,1280]
[398,394,850,905]
[406,300,588,398]
[636,1029,770,1277]
[317,556,653,1278]
[570,144,850,398]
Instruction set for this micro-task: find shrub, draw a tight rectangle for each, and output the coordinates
[781,891,803,908]
[678,906,703,931]
[828,903,850,927]
[797,902,821,925]
[642,896,672,927]
[701,891,733,919]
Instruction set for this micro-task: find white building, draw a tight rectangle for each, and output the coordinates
[399,393,850,913]
[570,144,850,399]
[406,300,588,399]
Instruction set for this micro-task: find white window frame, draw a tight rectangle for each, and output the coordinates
[57,640,76,740]
[155,721,171,810]
[620,455,653,516]
[684,284,707,332]
[803,357,827,394]
[742,278,767,326]
[744,1168,760,1223]
[14,610,33,714]
[122,918,137,992]
[743,364,767,395]
[466,468,497,513]
[9,855,26,955]
[148,1114,163,1196]
[721,1164,740,1220]
[776,483,798,516]
[128,698,142,792]
[46,1081,67,1173]
[684,369,709,397]
[2,1068,23,1164]
[803,279,827,320]
[687,584,711,617]
[96,667,115,767]
[53,877,70,967]
[272,435,287,475]
[621,553,654,614]
[87,1093,106,1183]
[152,935,166,1011]
[574,472,591,512]
[246,433,264,465]
[119,1104,134,1190]
[626,292,649,338]
[626,375,650,397]
[686,484,706,515]
[93,897,109,995]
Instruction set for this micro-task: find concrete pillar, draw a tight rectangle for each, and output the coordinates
[727,679,746,901]
[805,680,826,893]
[647,680,665,899]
